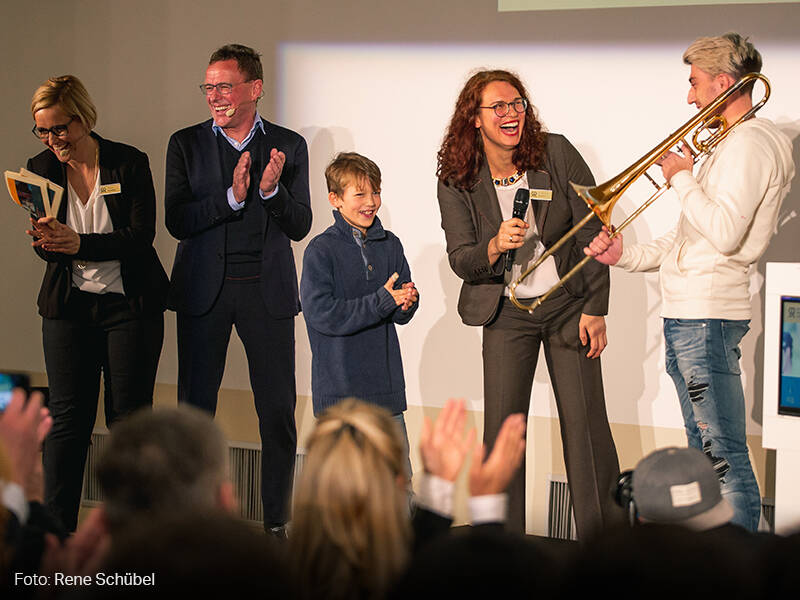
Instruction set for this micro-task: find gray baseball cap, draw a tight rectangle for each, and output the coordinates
[633,447,734,531]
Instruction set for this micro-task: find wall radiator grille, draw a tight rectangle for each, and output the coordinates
[84,436,774,533]
[82,432,306,524]
[761,497,775,533]
[547,475,577,541]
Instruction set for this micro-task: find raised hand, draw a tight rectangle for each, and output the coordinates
[259,148,286,196]
[232,151,252,203]
[419,398,476,482]
[40,508,111,578]
[468,413,526,497]
[0,389,52,487]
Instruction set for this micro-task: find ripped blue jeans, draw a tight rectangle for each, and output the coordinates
[664,318,761,531]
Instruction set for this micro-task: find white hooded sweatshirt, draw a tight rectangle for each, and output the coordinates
[617,117,795,320]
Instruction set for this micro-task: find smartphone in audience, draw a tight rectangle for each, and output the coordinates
[0,372,31,413]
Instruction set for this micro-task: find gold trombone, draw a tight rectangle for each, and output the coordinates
[509,72,771,314]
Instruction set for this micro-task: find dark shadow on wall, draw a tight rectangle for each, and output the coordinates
[418,250,483,407]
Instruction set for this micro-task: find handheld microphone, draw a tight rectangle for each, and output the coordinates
[505,188,529,272]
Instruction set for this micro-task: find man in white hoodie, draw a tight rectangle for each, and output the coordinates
[585,32,795,531]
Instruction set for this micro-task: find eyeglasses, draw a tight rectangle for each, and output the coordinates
[479,98,529,118]
[198,81,251,96]
[32,117,75,139]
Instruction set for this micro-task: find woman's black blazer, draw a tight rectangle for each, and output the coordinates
[27,132,169,318]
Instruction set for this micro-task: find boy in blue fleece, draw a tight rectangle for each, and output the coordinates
[300,152,418,464]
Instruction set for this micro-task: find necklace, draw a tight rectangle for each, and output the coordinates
[492,170,523,187]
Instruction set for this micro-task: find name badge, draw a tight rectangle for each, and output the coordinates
[529,189,552,201]
[99,183,121,195]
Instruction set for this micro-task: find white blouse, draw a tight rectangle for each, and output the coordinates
[66,174,124,295]
[495,174,560,299]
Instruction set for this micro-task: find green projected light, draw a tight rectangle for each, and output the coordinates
[499,0,798,10]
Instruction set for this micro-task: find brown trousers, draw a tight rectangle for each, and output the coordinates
[482,290,624,540]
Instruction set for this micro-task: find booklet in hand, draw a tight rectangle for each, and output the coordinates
[5,169,63,219]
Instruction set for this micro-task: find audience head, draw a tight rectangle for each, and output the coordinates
[96,406,234,534]
[629,446,733,530]
[290,398,410,600]
[88,512,290,597]
[564,523,758,599]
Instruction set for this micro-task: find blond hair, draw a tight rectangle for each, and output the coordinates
[683,32,762,80]
[289,398,410,600]
[325,152,382,197]
[30,75,97,131]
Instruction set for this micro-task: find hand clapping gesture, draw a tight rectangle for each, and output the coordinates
[383,273,419,312]
[469,413,526,497]
[231,148,286,204]
[419,398,475,482]
[419,398,526,496]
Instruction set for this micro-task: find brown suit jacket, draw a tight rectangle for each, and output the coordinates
[437,133,609,326]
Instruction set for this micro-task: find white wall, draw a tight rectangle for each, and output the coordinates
[1,0,798,436]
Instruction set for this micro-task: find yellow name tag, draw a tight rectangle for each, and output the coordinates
[529,189,552,201]
[99,183,121,195]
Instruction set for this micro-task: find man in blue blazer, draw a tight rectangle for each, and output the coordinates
[165,44,311,535]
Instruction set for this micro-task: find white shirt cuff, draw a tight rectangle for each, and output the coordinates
[469,493,508,525]
[228,184,279,210]
[1,480,29,525]
[415,473,454,519]
[227,186,244,211]
[259,183,279,201]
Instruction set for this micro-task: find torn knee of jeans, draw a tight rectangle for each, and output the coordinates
[687,380,709,403]
[702,440,730,481]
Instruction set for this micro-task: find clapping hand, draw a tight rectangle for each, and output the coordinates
[419,398,476,482]
[259,148,286,196]
[469,413,526,497]
[384,273,418,310]
[0,389,51,488]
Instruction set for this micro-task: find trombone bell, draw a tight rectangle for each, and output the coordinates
[570,182,617,229]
